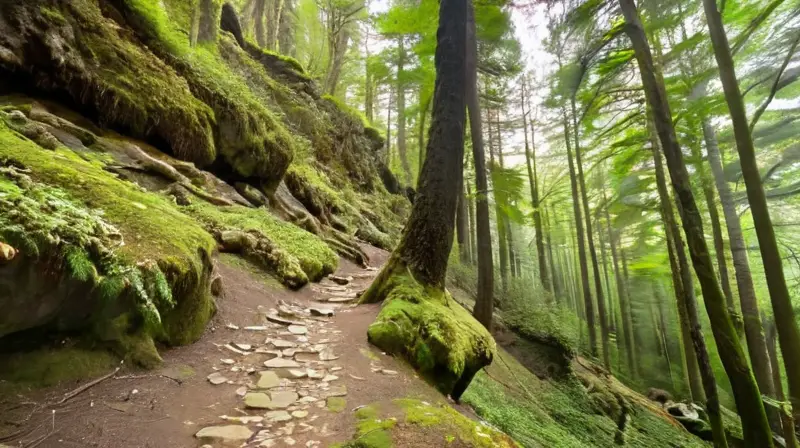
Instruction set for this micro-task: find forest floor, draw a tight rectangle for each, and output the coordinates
[0,245,481,448]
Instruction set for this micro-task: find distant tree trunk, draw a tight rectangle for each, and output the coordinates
[467,0,494,330]
[467,181,477,264]
[597,214,614,333]
[655,283,676,386]
[396,36,411,186]
[507,221,517,279]
[703,0,800,427]
[522,85,550,293]
[278,0,295,55]
[254,0,267,47]
[265,0,284,50]
[571,98,608,367]
[545,206,562,300]
[766,316,800,448]
[704,120,780,429]
[563,112,597,357]
[325,27,350,95]
[384,86,392,164]
[621,0,769,443]
[489,110,509,295]
[457,186,471,264]
[605,200,635,378]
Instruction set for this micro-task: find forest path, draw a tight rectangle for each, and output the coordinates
[2,245,443,448]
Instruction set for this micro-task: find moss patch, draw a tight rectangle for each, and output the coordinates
[186,201,337,285]
[0,347,118,390]
[327,396,347,413]
[363,264,495,398]
[461,349,706,447]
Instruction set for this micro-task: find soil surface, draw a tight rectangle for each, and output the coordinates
[0,245,450,448]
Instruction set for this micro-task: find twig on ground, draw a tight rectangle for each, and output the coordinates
[57,367,121,405]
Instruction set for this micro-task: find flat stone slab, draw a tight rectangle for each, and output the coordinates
[244,392,273,409]
[269,339,297,348]
[326,296,357,303]
[266,313,301,326]
[309,307,334,317]
[269,390,299,409]
[257,371,281,389]
[195,425,253,442]
[288,325,308,335]
[324,386,347,398]
[327,275,352,285]
[266,410,292,422]
[319,347,339,361]
[265,358,301,369]
[207,372,228,385]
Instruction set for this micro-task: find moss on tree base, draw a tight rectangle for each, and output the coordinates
[362,261,495,400]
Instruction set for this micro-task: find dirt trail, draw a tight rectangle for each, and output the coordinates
[1,245,445,448]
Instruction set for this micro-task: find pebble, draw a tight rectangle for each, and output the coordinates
[195,425,253,442]
[291,410,309,418]
[220,358,235,365]
[207,372,228,385]
[288,325,308,335]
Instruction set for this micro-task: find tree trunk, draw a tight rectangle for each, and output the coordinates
[490,109,509,295]
[766,316,800,448]
[563,113,597,357]
[703,0,800,427]
[571,98,609,367]
[417,96,431,181]
[466,0,494,331]
[597,213,615,334]
[545,206,562,300]
[278,0,295,56]
[507,221,517,279]
[265,0,283,50]
[605,200,635,377]
[621,0,770,443]
[457,185,471,264]
[254,0,267,47]
[522,85,550,293]
[467,181,477,264]
[385,86,392,164]
[655,283,676,388]
[396,36,412,186]
[704,120,780,429]
[325,28,350,95]
[653,126,705,402]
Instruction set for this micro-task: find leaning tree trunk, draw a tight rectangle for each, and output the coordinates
[466,0,494,331]
[621,0,771,444]
[653,126,705,403]
[360,0,493,402]
[572,98,608,367]
[703,0,800,427]
[563,112,598,357]
[704,120,780,429]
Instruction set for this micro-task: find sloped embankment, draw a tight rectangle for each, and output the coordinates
[0,0,409,377]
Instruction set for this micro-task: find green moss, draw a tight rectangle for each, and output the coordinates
[186,201,337,283]
[0,347,118,389]
[363,265,495,397]
[323,95,370,129]
[344,404,396,448]
[260,49,307,75]
[218,253,284,289]
[327,397,347,413]
[397,399,517,447]
[39,6,66,24]
[461,349,706,448]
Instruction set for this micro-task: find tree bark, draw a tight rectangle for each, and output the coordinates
[417,96,431,181]
[621,0,770,443]
[597,213,614,333]
[545,206,562,300]
[522,84,550,293]
[704,120,779,429]
[703,0,800,427]
[571,98,608,367]
[766,316,800,448]
[563,112,597,356]
[466,0,494,330]
[254,0,267,47]
[265,0,283,50]
[467,181,477,264]
[490,109,509,295]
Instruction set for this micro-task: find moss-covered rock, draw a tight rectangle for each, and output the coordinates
[336,399,517,448]
[363,263,495,399]
[0,115,216,368]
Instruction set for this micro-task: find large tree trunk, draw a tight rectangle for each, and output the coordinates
[703,0,800,427]
[563,113,597,356]
[254,0,267,47]
[417,96,431,181]
[766,316,800,448]
[621,0,771,444]
[396,36,412,186]
[467,0,494,331]
[359,0,491,402]
[265,0,283,50]
[571,98,609,367]
[704,120,780,429]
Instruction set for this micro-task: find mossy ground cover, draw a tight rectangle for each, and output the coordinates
[461,349,707,448]
[186,201,337,282]
[335,399,517,448]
